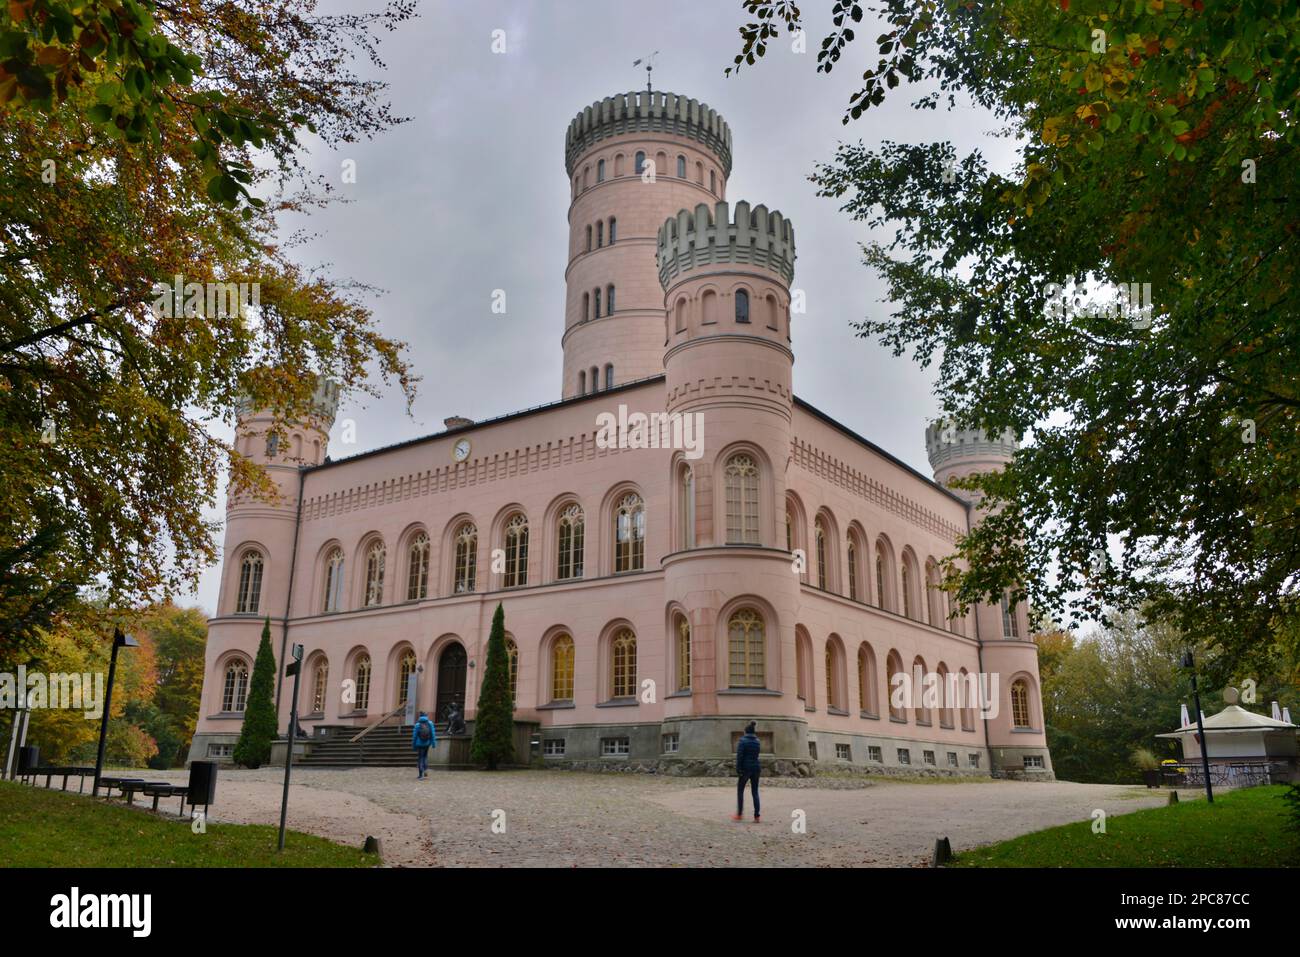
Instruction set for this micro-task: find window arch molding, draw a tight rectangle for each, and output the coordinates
[874,534,899,613]
[812,508,841,593]
[784,491,809,581]
[488,503,531,589]
[885,648,907,722]
[924,556,946,627]
[795,624,815,708]
[846,523,868,604]
[857,641,880,717]
[228,541,269,615]
[439,513,479,595]
[912,654,932,725]
[400,524,432,602]
[215,651,252,713]
[598,619,639,702]
[668,452,696,552]
[731,283,752,324]
[899,546,922,621]
[825,633,848,714]
[351,532,387,609]
[316,539,347,614]
[599,481,647,576]
[304,651,330,717]
[715,595,781,692]
[389,641,420,710]
[664,602,692,694]
[537,625,577,705]
[712,443,771,547]
[541,493,586,584]
[936,661,955,729]
[342,645,373,715]
[1007,671,1040,730]
[958,666,978,731]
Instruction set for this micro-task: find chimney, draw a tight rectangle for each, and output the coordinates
[444,416,474,430]
[1272,701,1283,721]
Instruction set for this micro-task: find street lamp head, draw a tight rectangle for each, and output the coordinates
[113,628,139,649]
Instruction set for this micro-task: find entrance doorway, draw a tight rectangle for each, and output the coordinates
[436,642,467,723]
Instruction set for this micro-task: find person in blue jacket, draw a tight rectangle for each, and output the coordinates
[733,721,761,822]
[412,711,437,779]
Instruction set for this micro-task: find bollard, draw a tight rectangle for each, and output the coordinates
[931,836,953,867]
[363,835,384,858]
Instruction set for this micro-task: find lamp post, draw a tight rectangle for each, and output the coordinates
[93,628,139,797]
[1181,650,1214,804]
[278,643,304,852]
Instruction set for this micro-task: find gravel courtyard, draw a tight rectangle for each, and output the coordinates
[138,766,1190,867]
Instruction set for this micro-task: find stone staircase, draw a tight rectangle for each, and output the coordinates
[294,723,470,768]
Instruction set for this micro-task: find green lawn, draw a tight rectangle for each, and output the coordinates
[952,784,1300,867]
[0,780,374,867]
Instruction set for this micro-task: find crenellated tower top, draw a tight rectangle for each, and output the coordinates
[565,90,733,177]
[657,200,796,289]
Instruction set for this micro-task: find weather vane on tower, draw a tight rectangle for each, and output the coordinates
[633,51,659,94]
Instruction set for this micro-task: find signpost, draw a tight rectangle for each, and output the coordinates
[278,643,304,851]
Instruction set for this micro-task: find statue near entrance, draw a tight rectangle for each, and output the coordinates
[444,703,467,736]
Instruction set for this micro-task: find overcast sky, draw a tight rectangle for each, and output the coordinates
[186,0,1015,615]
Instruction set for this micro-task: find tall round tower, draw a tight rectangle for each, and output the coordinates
[562,91,732,398]
[656,199,806,763]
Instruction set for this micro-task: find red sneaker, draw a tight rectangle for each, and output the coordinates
[730,814,743,822]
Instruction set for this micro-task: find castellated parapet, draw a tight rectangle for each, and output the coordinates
[656,200,796,289]
[924,419,1018,475]
[565,90,733,176]
[234,376,341,424]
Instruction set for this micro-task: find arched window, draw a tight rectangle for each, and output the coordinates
[886,651,906,721]
[815,518,828,589]
[724,454,760,544]
[222,659,249,712]
[795,630,810,702]
[397,650,417,706]
[611,629,637,698]
[506,638,518,705]
[926,559,944,626]
[551,635,575,701]
[674,298,687,333]
[1001,593,1022,638]
[503,513,529,587]
[593,287,601,318]
[585,225,592,252]
[596,158,605,182]
[676,617,691,692]
[557,504,585,579]
[589,366,598,393]
[578,370,586,393]
[728,609,765,688]
[826,642,847,712]
[608,217,616,243]
[858,644,878,715]
[634,150,645,174]
[901,560,913,619]
[407,533,430,601]
[695,160,703,183]
[875,543,887,610]
[454,523,477,593]
[354,654,371,712]
[960,669,977,731]
[677,155,686,178]
[679,467,695,549]
[734,289,750,323]
[913,656,931,724]
[606,284,615,313]
[265,432,278,457]
[582,292,590,322]
[1011,678,1032,728]
[604,364,613,390]
[937,665,954,728]
[323,548,345,613]
[596,220,603,247]
[847,539,858,601]
[785,507,793,552]
[710,169,716,193]
[236,550,263,614]
[311,659,328,714]
[614,493,645,572]
[363,540,385,607]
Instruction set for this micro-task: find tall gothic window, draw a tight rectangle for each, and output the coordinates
[1011,678,1031,728]
[597,159,605,182]
[311,660,328,714]
[901,561,913,619]
[614,493,645,572]
[635,150,646,174]
[724,454,760,544]
[236,550,263,614]
[407,533,430,601]
[454,523,477,593]
[728,609,765,688]
[397,650,417,706]
[222,659,249,712]
[606,284,615,313]
[604,364,614,389]
[676,617,691,692]
[593,287,601,317]
[734,289,750,323]
[847,540,858,601]
[826,645,841,711]
[363,540,385,607]
[679,468,695,549]
[815,519,828,589]
[1001,593,1022,638]
[354,654,371,712]
[506,638,518,705]
[608,217,616,243]
[886,651,905,721]
[785,507,793,552]
[596,220,603,246]
[677,155,686,178]
[551,635,575,701]
[503,513,529,587]
[323,548,345,613]
[585,225,591,252]
[557,504,584,579]
[875,543,887,610]
[611,629,637,698]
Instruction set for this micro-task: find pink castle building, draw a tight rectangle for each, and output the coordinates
[189,89,1053,778]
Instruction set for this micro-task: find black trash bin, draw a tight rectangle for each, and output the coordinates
[187,760,218,816]
[17,746,39,781]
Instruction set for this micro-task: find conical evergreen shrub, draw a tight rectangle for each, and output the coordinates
[232,618,278,769]
[471,603,515,770]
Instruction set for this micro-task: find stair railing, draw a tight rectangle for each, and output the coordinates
[348,704,407,744]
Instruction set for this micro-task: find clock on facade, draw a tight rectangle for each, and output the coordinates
[452,439,471,462]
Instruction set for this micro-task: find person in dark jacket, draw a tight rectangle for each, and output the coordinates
[733,721,761,822]
[412,712,437,779]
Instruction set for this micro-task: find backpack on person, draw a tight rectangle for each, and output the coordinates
[416,720,432,744]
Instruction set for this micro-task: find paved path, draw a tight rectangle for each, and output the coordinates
[141,767,1185,867]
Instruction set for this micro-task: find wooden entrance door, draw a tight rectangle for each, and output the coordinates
[436,642,467,723]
